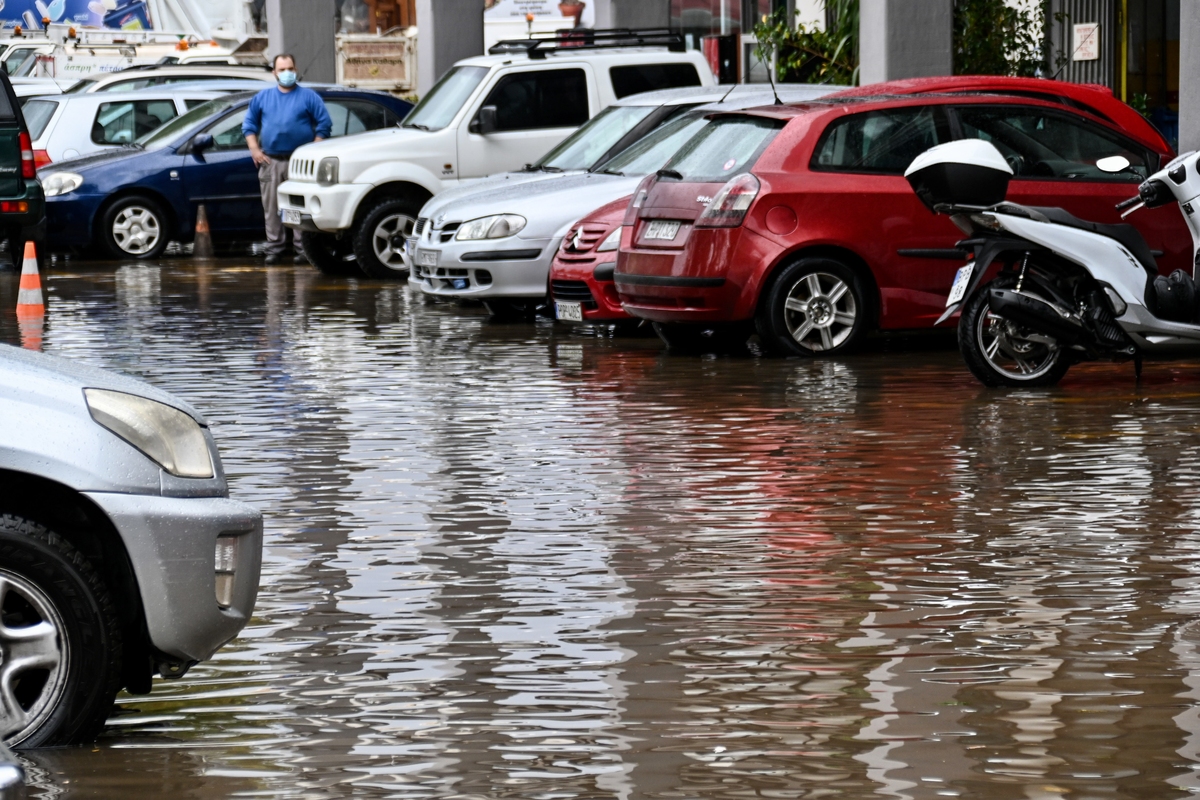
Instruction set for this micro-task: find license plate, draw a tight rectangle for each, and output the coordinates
[947,262,974,306]
[417,249,439,267]
[282,208,302,226]
[644,220,681,241]
[556,301,583,322]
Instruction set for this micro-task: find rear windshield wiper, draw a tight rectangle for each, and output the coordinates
[656,168,683,180]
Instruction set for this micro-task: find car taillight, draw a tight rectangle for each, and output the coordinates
[33,149,51,170]
[696,173,760,228]
[623,174,655,226]
[19,132,34,179]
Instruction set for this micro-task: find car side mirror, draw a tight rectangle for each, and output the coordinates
[470,105,498,136]
[191,133,214,153]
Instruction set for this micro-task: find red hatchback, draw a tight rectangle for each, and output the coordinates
[615,81,1186,354]
[550,196,630,324]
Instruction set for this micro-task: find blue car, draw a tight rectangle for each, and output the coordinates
[40,88,412,259]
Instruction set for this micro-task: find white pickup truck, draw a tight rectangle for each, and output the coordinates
[277,30,713,278]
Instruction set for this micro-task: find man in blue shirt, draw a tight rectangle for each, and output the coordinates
[242,53,333,264]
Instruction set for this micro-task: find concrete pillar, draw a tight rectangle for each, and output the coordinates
[859,0,953,85]
[609,0,669,29]
[1180,0,1200,153]
[266,0,336,83]
[416,0,485,97]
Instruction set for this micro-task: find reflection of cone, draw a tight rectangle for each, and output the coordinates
[193,203,214,259]
[15,241,44,351]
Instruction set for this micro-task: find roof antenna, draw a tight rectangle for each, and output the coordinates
[718,81,738,103]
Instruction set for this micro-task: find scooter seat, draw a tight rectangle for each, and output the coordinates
[1029,206,1158,278]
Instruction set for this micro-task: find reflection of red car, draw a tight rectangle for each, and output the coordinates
[615,79,1186,354]
[549,196,630,323]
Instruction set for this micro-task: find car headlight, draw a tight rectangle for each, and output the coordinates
[84,388,215,478]
[42,171,83,197]
[596,226,622,252]
[317,157,339,186]
[456,214,526,241]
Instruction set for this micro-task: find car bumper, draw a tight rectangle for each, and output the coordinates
[84,492,263,665]
[277,180,369,233]
[0,180,45,238]
[44,192,101,249]
[616,227,774,323]
[410,237,556,299]
[549,254,628,322]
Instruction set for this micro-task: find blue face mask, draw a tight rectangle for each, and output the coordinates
[277,70,297,88]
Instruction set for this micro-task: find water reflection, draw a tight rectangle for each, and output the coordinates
[4,260,1200,797]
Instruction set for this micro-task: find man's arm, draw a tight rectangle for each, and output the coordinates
[242,94,270,165]
[311,94,333,142]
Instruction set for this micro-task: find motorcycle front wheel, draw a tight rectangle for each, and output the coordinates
[959,278,1071,388]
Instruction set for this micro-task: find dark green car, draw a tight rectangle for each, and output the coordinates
[0,73,43,261]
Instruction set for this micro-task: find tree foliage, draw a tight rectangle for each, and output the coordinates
[952,0,1045,77]
[752,0,859,87]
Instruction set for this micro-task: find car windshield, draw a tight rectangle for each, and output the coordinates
[135,97,241,150]
[22,98,59,140]
[593,112,710,177]
[402,65,488,131]
[63,78,96,94]
[661,115,784,182]
[534,104,658,171]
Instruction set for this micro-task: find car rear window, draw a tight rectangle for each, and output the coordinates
[811,107,951,174]
[609,63,701,100]
[659,115,783,182]
[22,98,59,139]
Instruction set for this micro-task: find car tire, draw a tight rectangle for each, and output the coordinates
[958,276,1071,388]
[300,231,358,277]
[652,321,751,354]
[99,196,170,260]
[755,258,867,357]
[0,514,122,748]
[352,197,421,279]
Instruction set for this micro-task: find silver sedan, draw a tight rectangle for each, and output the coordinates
[0,344,262,748]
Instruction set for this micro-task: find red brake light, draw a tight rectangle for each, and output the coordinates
[623,174,655,226]
[695,173,760,228]
[33,149,51,170]
[19,132,35,179]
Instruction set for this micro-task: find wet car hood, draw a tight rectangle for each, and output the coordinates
[420,169,585,220]
[432,172,639,241]
[0,344,207,424]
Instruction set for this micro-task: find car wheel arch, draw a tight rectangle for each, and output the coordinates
[0,469,153,695]
[353,182,433,229]
[755,244,882,332]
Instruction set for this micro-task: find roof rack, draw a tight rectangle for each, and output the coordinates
[488,28,685,59]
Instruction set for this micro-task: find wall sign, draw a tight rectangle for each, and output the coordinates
[1072,22,1100,61]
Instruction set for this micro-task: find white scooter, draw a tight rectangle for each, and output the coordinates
[903,140,1200,387]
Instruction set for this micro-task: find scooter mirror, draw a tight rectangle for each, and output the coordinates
[1097,155,1131,173]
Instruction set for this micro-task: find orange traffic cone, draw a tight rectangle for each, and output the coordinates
[193,203,214,259]
[15,241,43,351]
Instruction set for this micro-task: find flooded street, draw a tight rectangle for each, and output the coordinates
[8,258,1200,798]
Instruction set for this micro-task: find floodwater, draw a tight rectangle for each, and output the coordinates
[6,259,1200,799]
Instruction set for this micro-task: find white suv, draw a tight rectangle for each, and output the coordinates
[277,31,713,279]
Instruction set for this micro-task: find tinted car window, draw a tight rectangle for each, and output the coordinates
[92,99,177,144]
[403,65,488,131]
[662,115,783,182]
[536,104,657,170]
[207,109,249,150]
[480,69,588,132]
[3,48,37,77]
[812,107,951,174]
[609,63,701,99]
[136,96,240,150]
[597,112,708,176]
[955,105,1153,181]
[22,98,58,139]
[326,99,388,136]
[184,98,212,110]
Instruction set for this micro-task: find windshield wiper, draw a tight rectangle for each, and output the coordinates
[656,168,683,180]
[593,167,624,176]
[539,165,563,173]
[404,122,432,131]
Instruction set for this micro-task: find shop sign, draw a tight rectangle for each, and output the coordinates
[1072,22,1100,61]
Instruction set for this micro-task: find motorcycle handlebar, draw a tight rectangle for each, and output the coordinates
[1115,195,1141,210]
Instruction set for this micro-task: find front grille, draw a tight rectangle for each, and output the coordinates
[438,222,460,244]
[414,217,429,237]
[551,280,595,304]
[290,158,316,180]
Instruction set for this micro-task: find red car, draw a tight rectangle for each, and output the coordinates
[550,196,631,324]
[615,78,1186,354]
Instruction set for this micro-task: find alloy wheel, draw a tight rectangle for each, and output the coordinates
[111,206,161,255]
[783,272,858,352]
[370,213,415,273]
[0,570,69,744]
[975,309,1062,381]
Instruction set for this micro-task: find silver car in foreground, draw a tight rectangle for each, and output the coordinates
[0,345,262,748]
